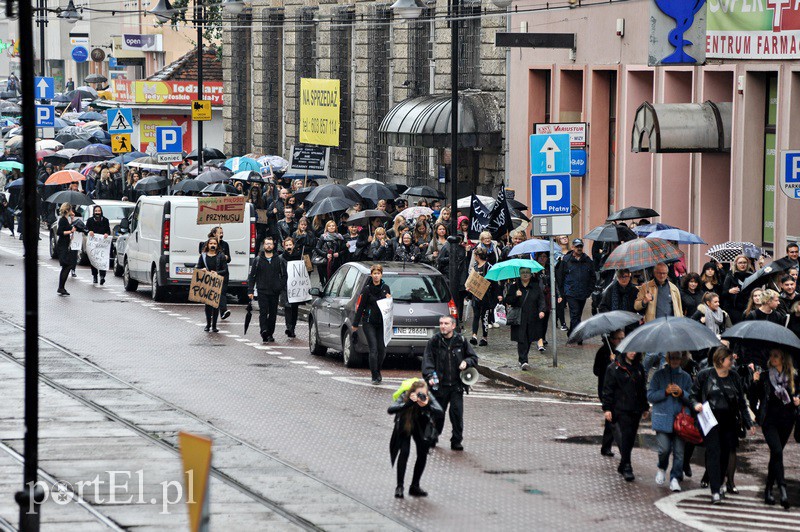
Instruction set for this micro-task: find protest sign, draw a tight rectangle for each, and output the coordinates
[287,260,312,304]
[196,196,246,225]
[70,231,83,251]
[377,297,393,347]
[86,234,112,271]
[188,268,223,308]
[466,270,490,299]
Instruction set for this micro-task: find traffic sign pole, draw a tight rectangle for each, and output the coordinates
[550,237,557,368]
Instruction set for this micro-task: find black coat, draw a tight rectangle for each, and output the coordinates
[680,289,704,318]
[598,280,638,314]
[313,233,347,271]
[593,343,616,399]
[353,280,391,327]
[369,239,393,261]
[292,231,316,256]
[505,280,546,345]
[394,242,421,263]
[421,332,479,388]
[559,252,596,299]
[247,252,287,296]
[345,233,370,262]
[85,215,111,236]
[436,241,467,284]
[56,216,76,267]
[602,357,649,415]
[689,368,752,428]
[757,370,800,427]
[389,394,444,466]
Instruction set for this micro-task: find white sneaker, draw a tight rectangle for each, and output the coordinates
[655,469,666,485]
[670,478,681,492]
[492,322,500,328]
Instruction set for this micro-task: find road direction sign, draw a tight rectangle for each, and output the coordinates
[780,150,800,200]
[107,108,134,134]
[111,134,132,153]
[530,174,572,216]
[35,105,55,127]
[570,149,587,177]
[156,126,183,153]
[192,100,211,121]
[34,76,55,99]
[530,133,571,175]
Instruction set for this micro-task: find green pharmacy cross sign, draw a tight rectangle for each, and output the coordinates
[0,41,12,54]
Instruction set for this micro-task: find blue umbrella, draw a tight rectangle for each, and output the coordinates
[485,259,544,281]
[4,177,35,189]
[646,229,706,245]
[224,157,261,173]
[632,223,677,236]
[78,111,106,122]
[508,239,552,257]
[109,151,147,164]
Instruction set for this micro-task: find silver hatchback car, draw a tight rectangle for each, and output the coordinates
[308,262,457,367]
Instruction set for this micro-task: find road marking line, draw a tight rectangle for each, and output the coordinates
[290,361,307,365]
[235,338,249,342]
[246,343,261,347]
[278,356,294,360]
[252,346,271,350]
[316,370,333,375]
[305,366,320,369]
[168,313,181,317]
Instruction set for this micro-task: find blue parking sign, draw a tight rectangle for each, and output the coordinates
[780,150,800,201]
[530,174,572,216]
[155,126,183,153]
[35,105,55,127]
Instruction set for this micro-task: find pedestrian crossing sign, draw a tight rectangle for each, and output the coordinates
[111,133,132,154]
[106,108,134,134]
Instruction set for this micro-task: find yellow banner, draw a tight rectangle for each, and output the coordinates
[299,78,340,147]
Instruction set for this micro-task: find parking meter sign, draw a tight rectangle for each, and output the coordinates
[530,174,572,216]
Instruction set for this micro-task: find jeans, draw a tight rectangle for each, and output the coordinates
[704,416,737,494]
[395,431,429,488]
[565,296,586,334]
[517,342,531,365]
[258,294,279,339]
[655,431,685,481]
[613,411,641,469]
[432,386,464,444]
[643,352,665,376]
[363,322,386,381]
[763,421,794,488]
[556,296,567,327]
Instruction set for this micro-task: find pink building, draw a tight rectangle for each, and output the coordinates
[506,1,800,269]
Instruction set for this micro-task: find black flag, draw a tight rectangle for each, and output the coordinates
[488,185,514,240]
[468,195,491,240]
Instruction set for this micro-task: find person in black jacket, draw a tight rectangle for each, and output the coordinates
[558,239,596,336]
[690,346,755,504]
[248,237,287,342]
[277,206,298,244]
[598,269,638,317]
[313,220,347,286]
[393,231,421,263]
[504,267,546,369]
[344,224,369,263]
[0,195,14,237]
[602,350,650,482]
[280,237,303,338]
[198,227,232,320]
[369,227,393,261]
[55,202,77,296]
[85,205,111,284]
[593,329,625,457]
[352,264,392,384]
[196,236,228,332]
[757,348,800,508]
[722,255,752,323]
[467,248,500,347]
[389,379,444,498]
[437,237,469,320]
[421,315,479,451]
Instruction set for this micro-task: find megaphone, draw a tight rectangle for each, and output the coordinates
[460,367,479,386]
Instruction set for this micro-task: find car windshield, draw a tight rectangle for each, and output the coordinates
[382,274,450,303]
[81,205,134,221]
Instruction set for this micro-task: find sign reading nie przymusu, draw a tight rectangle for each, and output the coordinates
[188,269,223,308]
[299,78,340,147]
[196,197,246,225]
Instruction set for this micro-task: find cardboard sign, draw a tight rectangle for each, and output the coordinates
[377,297,393,347]
[286,260,312,304]
[86,234,112,271]
[466,270,490,300]
[70,231,83,251]
[188,268,223,308]
[196,196,246,225]
[255,209,269,225]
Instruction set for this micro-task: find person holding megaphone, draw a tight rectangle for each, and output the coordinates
[422,315,479,451]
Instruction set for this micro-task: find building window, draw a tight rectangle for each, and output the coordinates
[264,9,284,156]
[295,7,318,144]
[457,0,481,90]
[329,7,354,181]
[367,5,391,181]
[406,9,433,186]
[762,73,778,245]
[608,70,617,215]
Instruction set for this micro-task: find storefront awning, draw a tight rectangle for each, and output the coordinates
[631,101,732,153]
[378,90,501,149]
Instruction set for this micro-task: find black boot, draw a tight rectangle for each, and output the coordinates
[408,485,428,497]
[779,485,790,509]
[764,485,776,505]
[394,486,404,499]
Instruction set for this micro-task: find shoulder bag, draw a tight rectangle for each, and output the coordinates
[673,408,703,444]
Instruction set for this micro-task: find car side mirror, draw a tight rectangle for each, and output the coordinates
[309,287,322,297]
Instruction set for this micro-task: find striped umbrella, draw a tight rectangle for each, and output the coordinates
[601,238,683,272]
[707,241,770,262]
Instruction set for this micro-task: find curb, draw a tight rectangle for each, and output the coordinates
[476,364,594,400]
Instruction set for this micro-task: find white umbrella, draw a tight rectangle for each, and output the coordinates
[456,194,496,210]
[348,177,382,187]
[36,139,64,151]
[397,206,433,220]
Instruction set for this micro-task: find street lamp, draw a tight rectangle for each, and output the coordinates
[148,0,173,24]
[222,0,245,16]
[390,0,424,20]
[491,0,513,7]
[58,0,81,23]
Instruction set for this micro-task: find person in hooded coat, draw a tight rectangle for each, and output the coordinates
[85,204,111,284]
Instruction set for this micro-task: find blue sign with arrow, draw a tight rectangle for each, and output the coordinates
[529,133,571,175]
[34,76,55,100]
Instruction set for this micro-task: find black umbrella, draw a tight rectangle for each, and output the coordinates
[606,206,660,222]
[45,190,94,206]
[305,184,361,205]
[201,183,239,196]
[567,311,642,345]
[741,260,796,294]
[404,185,445,199]
[721,320,800,353]
[230,171,263,183]
[65,87,98,100]
[172,179,207,194]
[353,183,397,204]
[244,302,253,334]
[584,223,638,243]
[346,209,391,226]
[186,147,226,161]
[84,73,108,84]
[293,186,314,203]
[0,100,21,115]
[305,197,356,217]
[506,198,527,211]
[134,176,169,192]
[64,139,91,150]
[43,149,77,165]
[70,144,113,163]
[197,169,231,184]
[386,183,408,195]
[617,316,720,353]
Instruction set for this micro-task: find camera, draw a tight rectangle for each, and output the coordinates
[417,392,427,402]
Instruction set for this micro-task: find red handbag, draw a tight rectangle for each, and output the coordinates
[674,408,703,444]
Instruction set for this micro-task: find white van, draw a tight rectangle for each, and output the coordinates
[116,196,255,301]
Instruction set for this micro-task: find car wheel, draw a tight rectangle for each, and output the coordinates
[150,268,167,301]
[342,329,363,368]
[123,259,139,292]
[49,232,57,259]
[309,318,327,357]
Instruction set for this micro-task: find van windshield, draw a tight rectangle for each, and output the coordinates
[80,205,134,221]
[382,274,450,303]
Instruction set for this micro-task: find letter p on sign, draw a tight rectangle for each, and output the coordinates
[155,126,183,153]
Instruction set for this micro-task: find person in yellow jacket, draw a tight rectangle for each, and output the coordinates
[634,262,684,375]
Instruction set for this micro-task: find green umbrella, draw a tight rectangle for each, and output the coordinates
[485,259,543,281]
[0,161,24,172]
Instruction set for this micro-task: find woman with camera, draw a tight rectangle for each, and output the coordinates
[388,379,444,499]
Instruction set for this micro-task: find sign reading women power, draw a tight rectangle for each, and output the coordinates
[86,235,112,271]
[188,269,223,308]
[287,261,312,304]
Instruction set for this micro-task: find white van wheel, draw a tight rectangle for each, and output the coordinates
[151,268,167,301]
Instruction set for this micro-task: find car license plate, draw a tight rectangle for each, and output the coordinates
[393,327,427,336]
[175,266,194,275]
